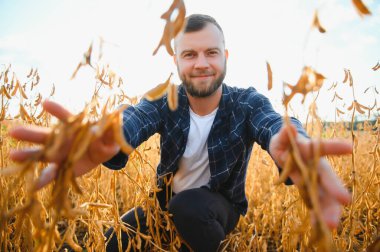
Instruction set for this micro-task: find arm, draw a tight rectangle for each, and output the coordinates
[246,90,306,184]
[245,90,351,229]
[103,98,163,169]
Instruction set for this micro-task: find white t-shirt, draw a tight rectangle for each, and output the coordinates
[172,107,218,193]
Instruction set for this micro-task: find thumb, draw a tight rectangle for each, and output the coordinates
[270,123,298,165]
[277,123,298,147]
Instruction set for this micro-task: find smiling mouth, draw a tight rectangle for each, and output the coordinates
[191,74,214,78]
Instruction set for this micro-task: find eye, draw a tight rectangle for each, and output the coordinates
[207,50,219,56]
[182,52,195,59]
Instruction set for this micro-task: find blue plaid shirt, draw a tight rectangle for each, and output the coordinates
[103,83,306,215]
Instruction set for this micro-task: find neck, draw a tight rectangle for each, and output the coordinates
[186,85,222,116]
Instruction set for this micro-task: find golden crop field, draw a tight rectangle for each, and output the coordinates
[1,0,379,251]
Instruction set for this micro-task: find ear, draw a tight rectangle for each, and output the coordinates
[173,54,178,65]
[224,49,229,60]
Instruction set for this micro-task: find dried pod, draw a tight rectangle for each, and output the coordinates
[312,10,326,33]
[266,61,273,90]
[372,62,380,71]
[27,68,33,78]
[1,86,12,99]
[34,93,42,107]
[167,83,178,111]
[336,108,345,116]
[352,0,372,17]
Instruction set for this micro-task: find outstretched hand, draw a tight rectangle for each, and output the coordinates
[269,124,352,229]
[9,100,120,189]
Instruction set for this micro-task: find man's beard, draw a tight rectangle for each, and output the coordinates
[180,62,226,98]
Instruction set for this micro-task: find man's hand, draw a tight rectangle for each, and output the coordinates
[9,100,121,189]
[269,124,352,229]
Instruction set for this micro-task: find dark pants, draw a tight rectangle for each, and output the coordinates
[105,187,240,252]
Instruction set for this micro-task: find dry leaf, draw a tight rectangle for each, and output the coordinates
[144,73,173,101]
[283,66,325,106]
[70,42,93,79]
[153,0,186,56]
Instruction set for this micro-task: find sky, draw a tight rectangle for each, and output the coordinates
[0,0,379,121]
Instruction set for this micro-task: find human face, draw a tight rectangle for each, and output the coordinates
[174,23,228,97]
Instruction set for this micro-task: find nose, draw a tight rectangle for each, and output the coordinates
[194,53,210,69]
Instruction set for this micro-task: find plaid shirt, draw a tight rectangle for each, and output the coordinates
[103,83,306,215]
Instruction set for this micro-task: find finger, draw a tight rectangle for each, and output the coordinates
[43,100,72,121]
[9,125,50,143]
[34,164,59,190]
[319,139,352,156]
[277,123,298,147]
[274,124,298,164]
[312,187,342,229]
[296,138,352,160]
[318,185,342,229]
[323,201,342,229]
[9,148,43,162]
[319,159,352,205]
[306,139,352,156]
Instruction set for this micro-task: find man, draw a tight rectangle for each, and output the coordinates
[10,14,352,251]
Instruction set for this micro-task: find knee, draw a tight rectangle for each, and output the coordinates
[168,189,225,252]
[168,189,211,222]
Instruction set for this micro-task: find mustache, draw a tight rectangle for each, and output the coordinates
[190,71,215,77]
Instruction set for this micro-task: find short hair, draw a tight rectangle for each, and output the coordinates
[174,14,225,49]
[184,14,224,36]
